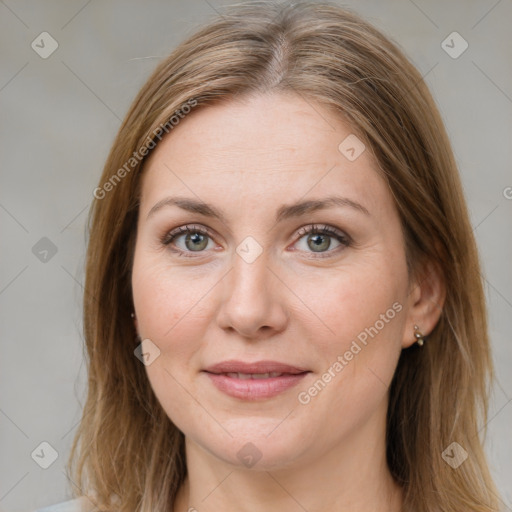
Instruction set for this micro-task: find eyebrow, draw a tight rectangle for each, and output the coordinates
[146,195,370,223]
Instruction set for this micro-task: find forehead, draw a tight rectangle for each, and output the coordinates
[139,92,389,218]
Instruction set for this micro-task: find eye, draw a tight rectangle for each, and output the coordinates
[293,224,351,257]
[161,224,216,257]
[161,223,351,259]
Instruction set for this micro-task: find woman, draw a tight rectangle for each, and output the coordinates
[36,1,502,511]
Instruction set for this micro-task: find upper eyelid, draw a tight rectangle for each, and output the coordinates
[296,224,349,239]
[161,224,211,244]
[162,223,349,247]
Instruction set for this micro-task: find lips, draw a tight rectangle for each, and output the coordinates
[203,360,310,400]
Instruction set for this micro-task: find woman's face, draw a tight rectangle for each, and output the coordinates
[132,92,416,470]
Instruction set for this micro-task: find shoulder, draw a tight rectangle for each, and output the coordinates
[34,497,90,512]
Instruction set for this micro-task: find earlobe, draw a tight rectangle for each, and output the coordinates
[402,260,445,348]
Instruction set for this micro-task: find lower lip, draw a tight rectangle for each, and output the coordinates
[204,372,309,400]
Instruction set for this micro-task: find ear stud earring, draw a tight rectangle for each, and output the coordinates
[414,324,425,346]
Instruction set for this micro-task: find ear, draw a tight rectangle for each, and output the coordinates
[132,312,139,337]
[402,259,446,349]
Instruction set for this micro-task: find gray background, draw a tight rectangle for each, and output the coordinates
[0,1,510,511]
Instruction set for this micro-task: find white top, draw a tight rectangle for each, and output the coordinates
[34,498,85,512]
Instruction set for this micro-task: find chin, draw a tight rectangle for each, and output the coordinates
[193,419,310,471]
[217,443,304,472]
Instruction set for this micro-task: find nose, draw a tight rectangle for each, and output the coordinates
[216,247,289,339]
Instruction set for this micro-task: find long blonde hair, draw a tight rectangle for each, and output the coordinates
[68,2,502,511]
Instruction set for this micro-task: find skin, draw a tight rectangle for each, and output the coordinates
[131,92,444,512]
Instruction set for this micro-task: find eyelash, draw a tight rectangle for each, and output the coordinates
[160,223,351,259]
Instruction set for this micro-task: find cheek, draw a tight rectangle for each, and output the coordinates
[131,245,214,341]
[292,253,408,433]
[290,255,408,353]
[131,251,213,433]
[290,253,407,417]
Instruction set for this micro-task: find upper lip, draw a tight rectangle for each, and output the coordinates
[203,360,309,375]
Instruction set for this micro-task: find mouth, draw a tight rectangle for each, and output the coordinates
[202,360,311,400]
[221,371,297,379]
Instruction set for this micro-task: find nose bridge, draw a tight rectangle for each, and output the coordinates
[230,245,270,301]
[217,240,288,337]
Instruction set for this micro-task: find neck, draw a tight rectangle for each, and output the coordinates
[173,400,403,512]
